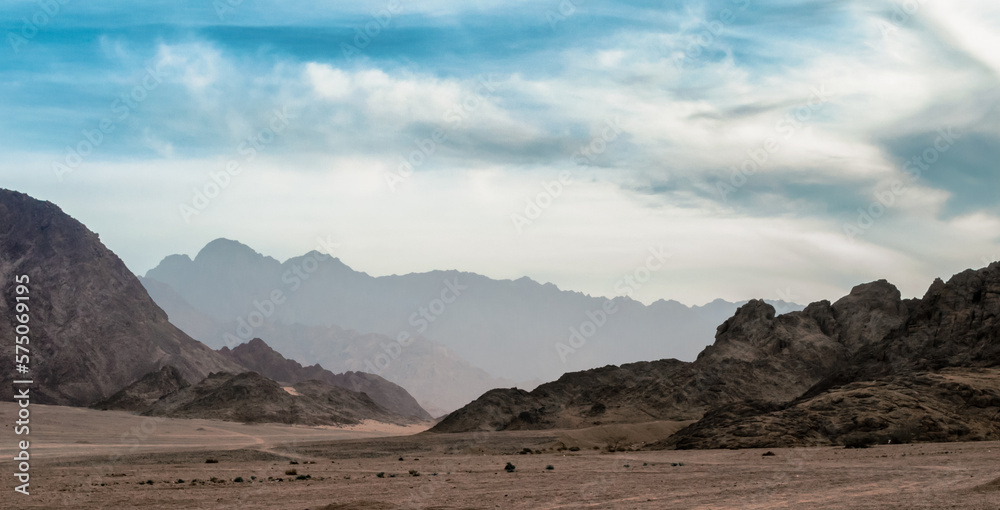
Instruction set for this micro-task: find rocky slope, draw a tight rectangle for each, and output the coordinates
[433,294,856,433]
[660,263,1000,448]
[433,265,1000,444]
[0,189,243,405]
[217,338,430,420]
[661,368,1000,449]
[90,365,190,412]
[137,371,404,425]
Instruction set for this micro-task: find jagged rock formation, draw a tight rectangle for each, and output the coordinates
[217,338,431,420]
[139,371,404,425]
[0,189,243,405]
[662,263,1000,448]
[433,265,1000,447]
[433,297,847,433]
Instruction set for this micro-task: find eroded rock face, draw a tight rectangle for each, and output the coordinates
[0,189,243,405]
[831,280,909,353]
[888,265,1000,368]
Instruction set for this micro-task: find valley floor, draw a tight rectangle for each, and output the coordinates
[2,403,999,509]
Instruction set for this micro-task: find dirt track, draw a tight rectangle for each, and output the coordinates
[3,403,1000,509]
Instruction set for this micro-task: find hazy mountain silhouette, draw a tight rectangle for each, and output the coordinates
[144,238,802,385]
[140,276,508,415]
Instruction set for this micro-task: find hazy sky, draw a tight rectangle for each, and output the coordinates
[2,0,998,306]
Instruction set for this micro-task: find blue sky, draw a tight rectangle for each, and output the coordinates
[2,0,999,305]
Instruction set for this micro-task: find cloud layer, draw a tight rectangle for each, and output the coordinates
[2,0,998,305]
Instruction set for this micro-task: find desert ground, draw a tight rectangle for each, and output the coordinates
[2,403,999,509]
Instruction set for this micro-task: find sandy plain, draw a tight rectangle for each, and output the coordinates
[2,403,999,509]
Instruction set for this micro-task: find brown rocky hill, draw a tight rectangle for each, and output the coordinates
[433,293,862,433]
[90,365,190,412]
[661,367,1000,449]
[138,371,403,425]
[217,338,431,420]
[432,265,1000,444]
[0,189,243,405]
[661,263,1000,449]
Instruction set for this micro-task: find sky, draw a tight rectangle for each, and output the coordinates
[1,0,998,306]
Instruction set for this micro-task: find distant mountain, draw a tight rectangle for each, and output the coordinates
[0,190,243,406]
[432,264,1000,449]
[217,338,431,420]
[144,238,803,385]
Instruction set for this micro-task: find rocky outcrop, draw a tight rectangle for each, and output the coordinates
[433,264,1000,444]
[0,189,244,405]
[218,338,431,420]
[661,368,1000,449]
[433,295,849,433]
[139,371,406,426]
[90,365,190,412]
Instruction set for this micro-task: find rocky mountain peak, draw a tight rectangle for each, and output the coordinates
[712,299,777,348]
[194,238,274,266]
[0,189,243,405]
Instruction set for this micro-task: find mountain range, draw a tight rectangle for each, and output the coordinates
[3,187,996,449]
[142,238,801,413]
[0,189,429,425]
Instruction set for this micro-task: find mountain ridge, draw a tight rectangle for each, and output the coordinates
[431,262,1000,447]
[144,237,804,386]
